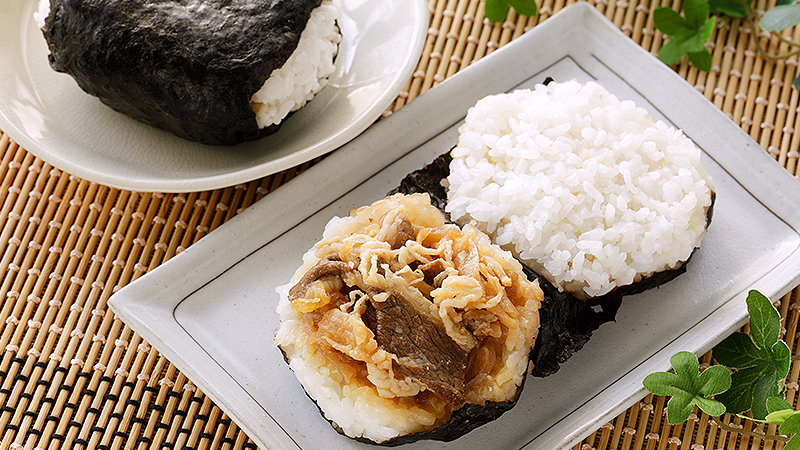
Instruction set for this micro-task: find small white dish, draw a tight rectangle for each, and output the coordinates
[0,0,428,192]
[109,4,800,449]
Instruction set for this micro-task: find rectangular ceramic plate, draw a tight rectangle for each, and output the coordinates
[108,4,800,449]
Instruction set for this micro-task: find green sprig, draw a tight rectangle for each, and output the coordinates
[643,352,730,423]
[484,0,539,23]
[643,290,797,444]
[656,0,800,87]
[713,290,790,420]
[653,0,715,71]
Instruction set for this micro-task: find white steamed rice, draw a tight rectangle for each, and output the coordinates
[445,80,714,299]
[250,0,341,128]
[34,0,49,29]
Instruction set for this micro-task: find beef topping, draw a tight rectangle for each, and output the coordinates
[368,293,469,408]
[386,216,417,250]
[288,255,350,301]
[418,259,447,288]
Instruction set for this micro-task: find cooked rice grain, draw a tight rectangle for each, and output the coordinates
[250,0,340,128]
[445,80,714,299]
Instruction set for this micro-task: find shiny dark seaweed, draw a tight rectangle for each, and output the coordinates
[40,0,323,145]
[367,383,523,446]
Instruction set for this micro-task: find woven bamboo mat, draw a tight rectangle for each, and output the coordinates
[2,0,800,449]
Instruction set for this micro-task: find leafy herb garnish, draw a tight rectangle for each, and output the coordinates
[656,0,800,87]
[760,0,800,32]
[653,0,715,72]
[643,290,796,444]
[643,351,730,423]
[713,290,791,419]
[484,0,539,23]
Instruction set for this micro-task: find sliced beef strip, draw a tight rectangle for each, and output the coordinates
[418,259,447,288]
[386,215,417,250]
[288,255,350,301]
[365,293,469,408]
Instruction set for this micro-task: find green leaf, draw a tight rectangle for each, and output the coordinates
[708,0,747,18]
[508,0,538,17]
[688,49,713,72]
[794,74,800,90]
[696,365,733,396]
[700,16,716,41]
[767,396,794,414]
[667,391,696,423]
[765,408,795,424]
[693,396,727,416]
[659,38,688,66]
[653,7,694,36]
[712,290,790,418]
[714,365,760,414]
[653,2,715,73]
[787,434,800,450]
[659,32,707,66]
[747,290,781,350]
[773,340,792,380]
[752,370,780,419]
[775,0,796,5]
[678,32,708,54]
[642,352,731,424]
[484,0,538,22]
[760,4,800,31]
[781,412,800,434]
[683,0,710,29]
[643,371,685,396]
[713,332,762,368]
[485,0,510,22]
[672,351,699,378]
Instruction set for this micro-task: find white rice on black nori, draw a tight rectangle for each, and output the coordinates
[446,80,714,300]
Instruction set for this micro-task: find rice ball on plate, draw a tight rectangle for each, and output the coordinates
[36,0,341,145]
[274,193,543,444]
[445,80,714,300]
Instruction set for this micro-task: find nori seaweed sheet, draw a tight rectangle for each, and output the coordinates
[389,152,713,378]
[367,380,524,446]
[41,0,323,145]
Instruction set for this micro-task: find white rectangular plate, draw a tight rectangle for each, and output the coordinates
[109,4,800,449]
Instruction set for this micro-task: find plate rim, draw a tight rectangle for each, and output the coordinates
[109,3,800,449]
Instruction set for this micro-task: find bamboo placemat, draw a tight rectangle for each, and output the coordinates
[1,0,800,449]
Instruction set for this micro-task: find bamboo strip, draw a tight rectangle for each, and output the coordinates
[406,0,441,103]
[775,27,800,170]
[446,0,480,78]
[434,0,471,85]
[422,0,458,91]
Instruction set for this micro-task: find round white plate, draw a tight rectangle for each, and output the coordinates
[0,0,428,192]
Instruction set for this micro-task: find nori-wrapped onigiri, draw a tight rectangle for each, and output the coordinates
[36,0,340,146]
[445,80,714,301]
[274,193,543,444]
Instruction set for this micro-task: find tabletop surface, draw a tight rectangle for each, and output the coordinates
[2,0,800,449]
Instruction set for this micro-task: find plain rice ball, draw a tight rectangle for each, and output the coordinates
[445,80,714,299]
